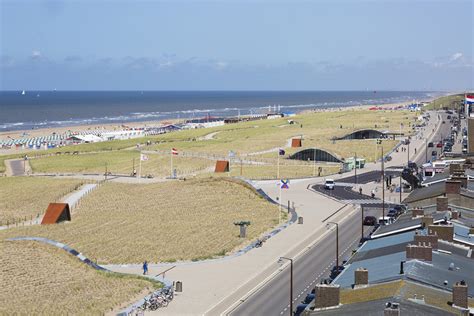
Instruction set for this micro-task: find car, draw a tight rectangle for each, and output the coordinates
[324,179,335,190]
[442,121,446,124]
[294,304,308,316]
[447,115,451,119]
[431,150,437,157]
[363,215,377,226]
[407,161,417,171]
[392,204,406,214]
[302,293,315,304]
[387,209,398,218]
[427,142,434,147]
[330,265,345,279]
[436,142,443,148]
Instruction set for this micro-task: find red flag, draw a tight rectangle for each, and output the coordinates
[171,148,178,155]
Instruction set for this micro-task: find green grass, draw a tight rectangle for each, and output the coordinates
[425,94,466,110]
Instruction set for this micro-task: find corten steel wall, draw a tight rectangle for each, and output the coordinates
[291,138,302,147]
[214,160,230,172]
[337,129,385,140]
[41,203,71,224]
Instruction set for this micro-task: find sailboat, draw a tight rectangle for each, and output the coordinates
[21,90,26,95]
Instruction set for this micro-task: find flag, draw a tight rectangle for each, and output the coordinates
[280,179,289,189]
[140,153,149,161]
[171,148,178,155]
[279,149,285,155]
[465,94,474,105]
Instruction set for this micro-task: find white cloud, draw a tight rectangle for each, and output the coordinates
[450,52,463,61]
[31,50,42,59]
[215,61,228,70]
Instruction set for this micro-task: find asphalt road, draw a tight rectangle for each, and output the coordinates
[337,170,400,184]
[229,208,378,316]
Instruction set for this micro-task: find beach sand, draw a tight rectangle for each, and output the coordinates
[0,100,423,154]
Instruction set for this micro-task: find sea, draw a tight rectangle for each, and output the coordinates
[0,91,441,132]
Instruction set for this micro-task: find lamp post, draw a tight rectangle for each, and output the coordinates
[361,205,364,240]
[425,140,428,163]
[381,146,385,221]
[326,222,339,269]
[279,257,293,315]
[354,152,357,184]
[399,175,402,204]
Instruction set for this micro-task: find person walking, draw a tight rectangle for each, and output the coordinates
[359,187,363,195]
[143,261,148,275]
[371,189,375,198]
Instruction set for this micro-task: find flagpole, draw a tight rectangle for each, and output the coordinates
[170,150,173,178]
[279,183,282,224]
[138,152,142,184]
[277,151,280,179]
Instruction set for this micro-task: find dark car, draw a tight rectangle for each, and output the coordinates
[427,142,434,147]
[294,304,308,316]
[387,209,398,218]
[330,265,344,279]
[363,215,377,226]
[407,161,417,171]
[392,204,406,214]
[431,150,437,157]
[302,293,315,304]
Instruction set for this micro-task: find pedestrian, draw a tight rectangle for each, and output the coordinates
[143,261,148,275]
[371,189,375,198]
[359,187,363,195]
[415,148,417,154]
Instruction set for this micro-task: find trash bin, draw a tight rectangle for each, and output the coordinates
[298,217,303,224]
[175,281,182,292]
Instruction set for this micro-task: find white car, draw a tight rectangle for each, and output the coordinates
[324,179,335,190]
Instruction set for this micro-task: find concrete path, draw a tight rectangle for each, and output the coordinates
[4,158,31,176]
[105,178,349,316]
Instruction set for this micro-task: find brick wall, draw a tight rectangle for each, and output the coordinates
[436,197,448,212]
[412,208,424,217]
[421,215,434,228]
[446,180,461,195]
[414,233,438,249]
[468,118,474,154]
[452,281,468,309]
[314,284,340,308]
[428,224,454,242]
[406,243,432,261]
[354,268,368,286]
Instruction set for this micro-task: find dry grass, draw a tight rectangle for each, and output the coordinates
[0,178,281,263]
[400,281,474,312]
[149,109,414,160]
[340,280,404,304]
[29,151,214,177]
[200,163,341,180]
[0,177,84,224]
[0,240,160,315]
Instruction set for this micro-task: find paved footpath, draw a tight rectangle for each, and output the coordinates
[107,111,442,315]
[105,178,349,316]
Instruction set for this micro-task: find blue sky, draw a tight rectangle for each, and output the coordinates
[1,0,472,90]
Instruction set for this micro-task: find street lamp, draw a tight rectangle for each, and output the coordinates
[278,257,294,316]
[326,222,339,270]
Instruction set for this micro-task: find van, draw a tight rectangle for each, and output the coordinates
[324,179,335,190]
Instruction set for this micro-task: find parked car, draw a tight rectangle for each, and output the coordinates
[436,142,443,148]
[302,293,315,304]
[427,142,434,147]
[294,304,308,316]
[330,265,345,279]
[324,179,335,190]
[387,209,398,218]
[431,150,437,157]
[363,216,377,226]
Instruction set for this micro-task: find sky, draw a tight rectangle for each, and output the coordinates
[0,0,473,90]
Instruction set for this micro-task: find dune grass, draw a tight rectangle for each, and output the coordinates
[29,150,215,177]
[0,178,282,263]
[148,109,414,160]
[425,94,465,110]
[0,240,160,315]
[0,177,84,224]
